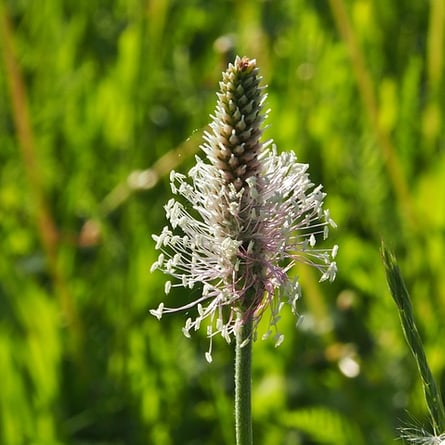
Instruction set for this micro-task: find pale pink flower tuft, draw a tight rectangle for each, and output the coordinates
[150,56,337,361]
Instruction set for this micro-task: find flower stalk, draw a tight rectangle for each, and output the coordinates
[235,313,253,445]
[151,56,337,443]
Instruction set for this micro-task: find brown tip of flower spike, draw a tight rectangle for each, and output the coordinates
[203,56,267,191]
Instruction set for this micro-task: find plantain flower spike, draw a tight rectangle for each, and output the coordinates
[150,56,338,362]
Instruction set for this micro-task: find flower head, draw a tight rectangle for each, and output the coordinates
[151,56,337,361]
[400,426,445,445]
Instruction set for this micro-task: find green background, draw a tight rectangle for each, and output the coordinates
[1,0,444,444]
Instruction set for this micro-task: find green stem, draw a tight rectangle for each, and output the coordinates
[235,313,253,445]
[382,244,445,435]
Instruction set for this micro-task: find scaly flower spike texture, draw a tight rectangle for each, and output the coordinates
[151,56,338,362]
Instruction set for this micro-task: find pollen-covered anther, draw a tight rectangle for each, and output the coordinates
[274,334,285,348]
[149,303,164,320]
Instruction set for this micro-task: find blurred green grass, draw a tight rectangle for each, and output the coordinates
[1,0,444,444]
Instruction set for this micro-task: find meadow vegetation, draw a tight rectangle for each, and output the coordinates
[1,0,444,444]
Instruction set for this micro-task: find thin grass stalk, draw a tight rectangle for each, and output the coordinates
[0,3,84,359]
[382,244,445,435]
[426,0,444,90]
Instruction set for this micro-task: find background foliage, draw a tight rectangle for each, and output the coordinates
[1,0,444,444]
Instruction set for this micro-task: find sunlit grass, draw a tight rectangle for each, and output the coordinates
[1,0,444,444]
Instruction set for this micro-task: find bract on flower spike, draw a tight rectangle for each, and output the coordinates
[150,56,337,362]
